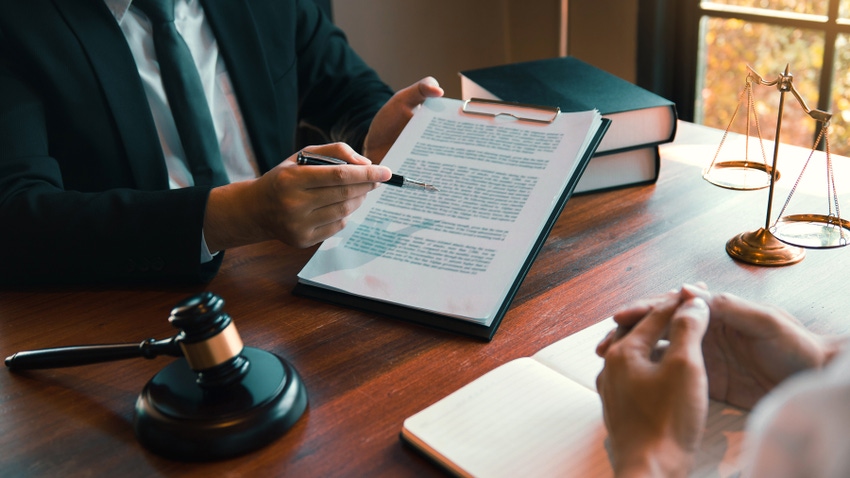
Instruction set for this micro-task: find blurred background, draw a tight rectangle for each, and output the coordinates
[331,0,850,155]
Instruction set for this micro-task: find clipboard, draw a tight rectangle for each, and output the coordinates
[294,97,610,341]
[461,98,561,124]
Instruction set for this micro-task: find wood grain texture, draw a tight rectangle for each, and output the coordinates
[1,122,847,476]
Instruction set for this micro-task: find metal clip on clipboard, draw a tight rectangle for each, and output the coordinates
[461,98,560,124]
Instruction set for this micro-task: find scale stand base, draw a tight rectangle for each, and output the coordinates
[726,227,805,266]
[134,347,307,461]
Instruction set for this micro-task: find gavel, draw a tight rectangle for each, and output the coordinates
[5,292,308,461]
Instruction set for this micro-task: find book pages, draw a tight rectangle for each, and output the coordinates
[402,317,748,477]
[402,358,612,478]
[532,316,616,391]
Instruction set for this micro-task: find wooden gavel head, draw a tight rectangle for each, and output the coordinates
[168,292,249,388]
[134,292,308,461]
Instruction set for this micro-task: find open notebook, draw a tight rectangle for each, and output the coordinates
[401,318,748,477]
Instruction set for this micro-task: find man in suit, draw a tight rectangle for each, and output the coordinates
[0,0,442,285]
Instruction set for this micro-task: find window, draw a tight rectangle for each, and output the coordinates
[639,0,850,154]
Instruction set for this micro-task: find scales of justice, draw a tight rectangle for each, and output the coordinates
[702,64,850,266]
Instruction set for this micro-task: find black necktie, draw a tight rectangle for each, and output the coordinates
[134,0,229,187]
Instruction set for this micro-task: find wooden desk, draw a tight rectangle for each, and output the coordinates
[2,122,848,476]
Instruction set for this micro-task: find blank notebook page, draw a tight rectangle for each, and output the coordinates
[402,357,613,478]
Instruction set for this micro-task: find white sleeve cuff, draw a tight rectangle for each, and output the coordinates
[201,231,219,263]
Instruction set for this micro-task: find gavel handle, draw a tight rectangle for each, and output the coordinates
[4,337,183,370]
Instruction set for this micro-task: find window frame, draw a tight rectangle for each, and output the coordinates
[638,0,849,128]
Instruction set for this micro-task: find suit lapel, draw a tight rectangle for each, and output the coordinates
[51,0,169,189]
[51,0,281,183]
[202,0,281,171]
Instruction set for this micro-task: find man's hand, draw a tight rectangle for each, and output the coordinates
[363,77,444,162]
[596,292,710,478]
[599,284,842,410]
[203,142,391,252]
[697,288,838,409]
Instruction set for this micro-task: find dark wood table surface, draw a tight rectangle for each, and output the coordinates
[2,122,848,477]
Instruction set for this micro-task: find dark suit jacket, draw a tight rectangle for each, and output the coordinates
[0,0,394,285]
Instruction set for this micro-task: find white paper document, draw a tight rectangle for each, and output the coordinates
[297,97,603,325]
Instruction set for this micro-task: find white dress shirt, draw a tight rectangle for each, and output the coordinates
[105,0,262,261]
[104,0,260,188]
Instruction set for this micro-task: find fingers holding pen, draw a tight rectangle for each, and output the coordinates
[599,295,710,386]
[612,283,709,328]
[596,295,710,476]
[239,143,391,248]
[596,290,678,358]
[279,144,391,212]
[597,283,710,357]
[294,143,392,189]
[596,292,711,371]
[596,291,711,412]
[302,143,373,164]
[664,297,710,363]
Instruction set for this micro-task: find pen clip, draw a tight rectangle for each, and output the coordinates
[296,151,347,165]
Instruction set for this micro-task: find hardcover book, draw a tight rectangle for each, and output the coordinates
[461,57,677,193]
[574,145,660,194]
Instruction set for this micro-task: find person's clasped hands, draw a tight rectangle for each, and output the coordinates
[595,283,842,477]
[203,77,444,254]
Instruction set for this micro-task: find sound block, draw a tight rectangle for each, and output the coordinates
[134,347,307,461]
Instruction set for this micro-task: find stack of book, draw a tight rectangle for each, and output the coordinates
[460,56,677,194]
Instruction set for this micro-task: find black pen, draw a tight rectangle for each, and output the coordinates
[297,151,438,192]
